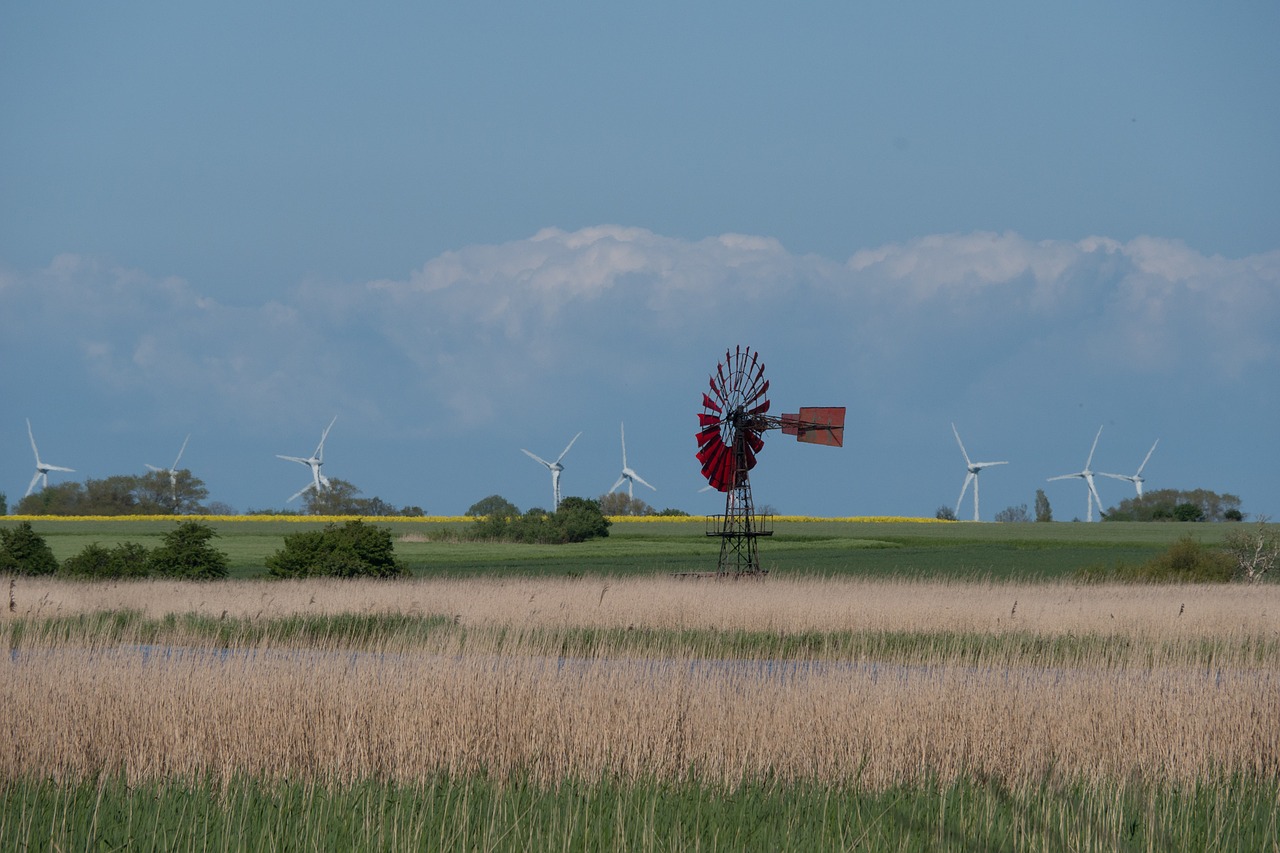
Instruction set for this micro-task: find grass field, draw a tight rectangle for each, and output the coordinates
[1,515,1251,579]
[3,518,1277,850]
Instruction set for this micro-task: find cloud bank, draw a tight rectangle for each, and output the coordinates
[3,228,1277,514]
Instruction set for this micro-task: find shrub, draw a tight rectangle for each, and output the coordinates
[267,520,409,579]
[147,521,229,580]
[935,506,957,521]
[61,542,151,579]
[0,522,59,576]
[466,498,610,544]
[1124,535,1233,583]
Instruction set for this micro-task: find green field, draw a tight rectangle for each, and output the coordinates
[0,516,1250,579]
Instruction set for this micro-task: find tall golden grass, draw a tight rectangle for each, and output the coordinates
[3,577,1277,794]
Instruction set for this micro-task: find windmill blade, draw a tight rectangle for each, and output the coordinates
[1085,474,1104,517]
[951,423,972,466]
[631,471,657,492]
[45,464,75,474]
[555,431,582,464]
[619,422,628,468]
[609,475,628,494]
[146,463,166,474]
[1136,439,1159,476]
[172,434,190,469]
[314,416,337,459]
[288,482,315,503]
[522,448,553,469]
[1047,473,1080,482]
[956,471,975,514]
[25,471,43,497]
[277,454,310,466]
[974,461,1009,470]
[1084,425,1103,469]
[1097,472,1135,484]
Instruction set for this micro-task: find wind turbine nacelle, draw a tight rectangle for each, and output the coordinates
[781,407,846,447]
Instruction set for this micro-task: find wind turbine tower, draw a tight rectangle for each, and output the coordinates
[1048,425,1106,522]
[24,418,75,497]
[277,416,337,503]
[951,423,1008,521]
[610,422,656,499]
[147,434,191,502]
[522,431,581,510]
[1100,439,1159,498]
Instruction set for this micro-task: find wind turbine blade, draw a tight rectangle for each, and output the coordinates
[956,472,974,514]
[1085,474,1104,520]
[555,431,582,464]
[146,464,165,473]
[1047,474,1078,482]
[27,418,39,462]
[619,422,627,468]
[951,423,972,466]
[1097,472,1133,483]
[975,461,1009,470]
[26,471,42,497]
[46,465,75,474]
[1084,425,1103,469]
[1136,439,1159,476]
[632,472,656,492]
[173,434,190,468]
[277,454,309,465]
[522,449,553,468]
[609,475,627,494]
[287,483,314,503]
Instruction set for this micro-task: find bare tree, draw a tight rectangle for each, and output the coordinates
[1222,517,1280,583]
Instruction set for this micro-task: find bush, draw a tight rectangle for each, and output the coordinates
[466,497,611,544]
[0,522,59,576]
[935,506,957,521]
[61,542,151,579]
[147,521,229,580]
[1125,536,1233,583]
[266,520,409,579]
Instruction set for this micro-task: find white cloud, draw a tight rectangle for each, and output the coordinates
[3,230,1278,430]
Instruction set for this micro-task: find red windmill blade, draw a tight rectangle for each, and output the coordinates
[697,345,769,492]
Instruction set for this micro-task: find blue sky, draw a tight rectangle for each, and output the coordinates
[3,2,1278,519]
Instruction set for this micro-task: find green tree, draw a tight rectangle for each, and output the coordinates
[266,520,409,578]
[1104,488,1241,522]
[60,542,151,579]
[0,491,7,515]
[598,492,655,516]
[0,521,59,575]
[134,469,209,515]
[935,505,957,521]
[1034,489,1052,522]
[302,478,418,516]
[466,495,520,518]
[147,521,228,580]
[552,497,611,543]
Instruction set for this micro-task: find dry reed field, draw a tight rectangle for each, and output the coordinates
[3,576,1278,795]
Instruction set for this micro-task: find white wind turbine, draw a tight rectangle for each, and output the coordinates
[1099,439,1159,498]
[951,423,1008,522]
[609,422,656,499]
[147,434,191,501]
[522,431,582,510]
[1048,425,1106,522]
[277,416,336,502]
[25,418,75,497]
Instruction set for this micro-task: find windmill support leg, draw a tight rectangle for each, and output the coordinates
[706,438,772,576]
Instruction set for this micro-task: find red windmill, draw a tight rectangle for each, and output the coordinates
[696,345,846,575]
